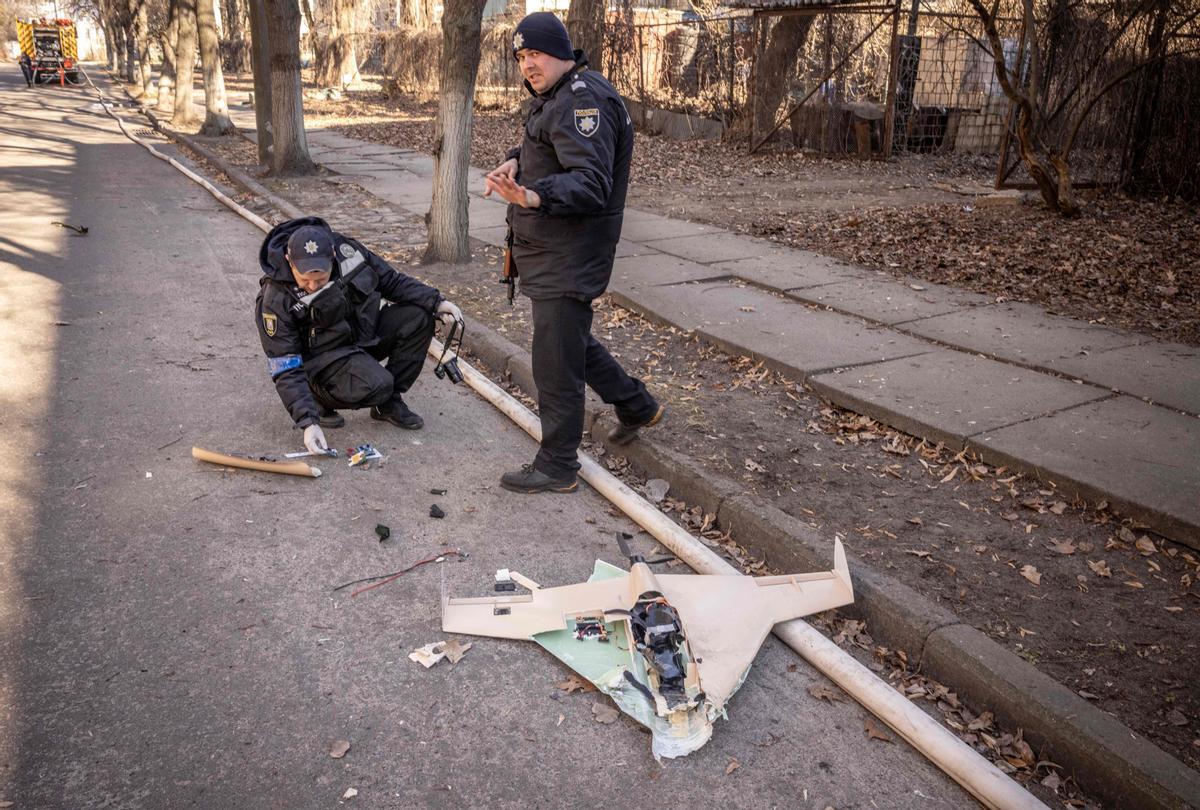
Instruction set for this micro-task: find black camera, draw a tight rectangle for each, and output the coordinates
[435,319,465,385]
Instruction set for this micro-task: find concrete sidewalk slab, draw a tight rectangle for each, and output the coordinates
[809,350,1112,448]
[356,174,433,205]
[608,280,727,332]
[642,232,782,264]
[973,395,1200,541]
[618,212,725,242]
[789,277,995,326]
[709,251,862,291]
[1046,340,1200,415]
[676,282,933,378]
[902,301,1144,370]
[611,253,726,292]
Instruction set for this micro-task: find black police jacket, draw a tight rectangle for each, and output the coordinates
[507,51,633,301]
[255,216,442,427]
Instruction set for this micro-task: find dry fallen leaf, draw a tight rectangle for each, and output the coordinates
[341,787,358,800]
[1135,536,1157,555]
[1166,709,1188,726]
[1088,559,1113,578]
[807,683,846,704]
[725,757,741,775]
[329,740,351,759]
[442,638,473,665]
[1049,539,1076,555]
[744,458,766,473]
[1049,501,1068,515]
[903,549,931,558]
[592,703,619,724]
[864,717,893,743]
[556,713,564,727]
[1020,565,1042,585]
[556,674,597,694]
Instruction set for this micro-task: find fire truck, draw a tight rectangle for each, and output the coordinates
[17,18,83,86]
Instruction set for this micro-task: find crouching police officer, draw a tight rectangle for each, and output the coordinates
[255,216,462,454]
[484,12,664,495]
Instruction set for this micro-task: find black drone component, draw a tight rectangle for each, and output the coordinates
[615,531,644,564]
[429,504,445,519]
[434,319,465,384]
[494,581,516,592]
[628,597,689,704]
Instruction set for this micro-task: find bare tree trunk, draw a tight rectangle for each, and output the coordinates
[567,0,604,70]
[135,1,154,96]
[222,0,254,72]
[398,0,434,28]
[198,0,236,134]
[172,0,200,127]
[124,24,137,82]
[734,14,814,142]
[314,0,360,88]
[424,0,486,264]
[157,0,179,112]
[264,0,316,174]
[248,0,274,164]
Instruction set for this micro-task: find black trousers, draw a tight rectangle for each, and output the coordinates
[531,297,657,477]
[309,304,435,411]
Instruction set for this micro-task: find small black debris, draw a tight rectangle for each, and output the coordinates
[430,488,447,495]
[429,504,445,519]
[375,524,390,542]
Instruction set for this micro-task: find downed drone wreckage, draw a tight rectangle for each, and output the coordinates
[443,533,854,757]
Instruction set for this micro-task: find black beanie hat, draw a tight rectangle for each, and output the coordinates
[512,11,575,61]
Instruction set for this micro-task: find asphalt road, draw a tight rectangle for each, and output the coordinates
[0,66,976,808]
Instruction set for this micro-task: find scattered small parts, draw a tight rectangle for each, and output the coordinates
[51,221,88,234]
[429,504,445,519]
[329,740,351,759]
[348,444,383,467]
[374,524,390,542]
[192,446,321,478]
[409,639,472,668]
[442,534,854,758]
[430,488,447,495]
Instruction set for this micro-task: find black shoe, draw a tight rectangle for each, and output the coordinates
[607,403,665,446]
[500,464,578,494]
[370,399,424,430]
[318,407,345,429]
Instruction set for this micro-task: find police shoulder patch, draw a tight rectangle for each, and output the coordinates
[262,312,278,337]
[574,108,600,138]
[339,242,356,258]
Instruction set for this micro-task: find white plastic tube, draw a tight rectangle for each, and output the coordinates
[434,339,1046,810]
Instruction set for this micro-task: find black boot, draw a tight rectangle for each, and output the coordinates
[500,464,578,494]
[607,403,665,446]
[318,406,345,429]
[370,397,423,430]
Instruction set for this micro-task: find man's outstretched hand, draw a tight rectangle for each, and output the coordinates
[484,159,540,209]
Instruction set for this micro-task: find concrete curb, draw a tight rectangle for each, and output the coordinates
[463,312,1200,810]
[142,102,1200,810]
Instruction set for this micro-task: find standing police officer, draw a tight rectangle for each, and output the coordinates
[255,216,462,455]
[485,12,664,494]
